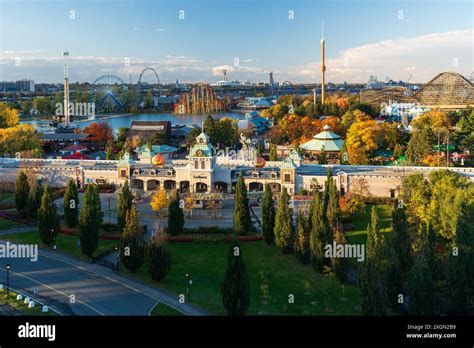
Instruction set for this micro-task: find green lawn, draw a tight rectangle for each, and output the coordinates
[345,204,393,245]
[123,241,362,316]
[0,192,14,202]
[0,288,53,316]
[0,231,117,260]
[149,302,183,316]
[0,217,22,229]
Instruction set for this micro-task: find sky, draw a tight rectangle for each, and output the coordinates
[0,0,472,84]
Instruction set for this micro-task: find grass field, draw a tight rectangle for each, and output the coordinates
[149,302,183,316]
[0,231,117,260]
[0,192,14,203]
[345,204,393,245]
[124,241,362,315]
[0,288,53,316]
[0,217,22,229]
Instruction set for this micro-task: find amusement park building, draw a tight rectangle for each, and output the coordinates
[2,131,474,200]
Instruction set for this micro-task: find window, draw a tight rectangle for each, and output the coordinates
[284,173,291,183]
[390,189,396,198]
[201,161,205,169]
[253,172,259,178]
[150,170,155,176]
[134,170,139,175]
[271,172,277,179]
[194,161,199,169]
[120,169,127,178]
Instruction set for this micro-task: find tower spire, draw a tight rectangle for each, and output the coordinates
[62,44,70,128]
[321,21,326,104]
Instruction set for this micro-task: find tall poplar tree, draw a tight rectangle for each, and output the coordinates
[310,192,331,271]
[63,179,79,228]
[15,171,29,214]
[28,182,43,219]
[294,211,310,264]
[79,184,102,258]
[407,252,436,315]
[117,180,133,233]
[221,239,250,315]
[37,184,60,246]
[120,206,145,272]
[233,175,251,235]
[261,183,275,244]
[391,199,411,274]
[167,195,185,236]
[274,187,294,253]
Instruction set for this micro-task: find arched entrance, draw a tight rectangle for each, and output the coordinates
[214,181,228,193]
[131,179,144,190]
[249,182,264,192]
[146,180,160,191]
[195,182,208,193]
[163,180,176,190]
[179,181,190,193]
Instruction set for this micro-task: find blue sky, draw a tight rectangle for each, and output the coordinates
[1,0,472,83]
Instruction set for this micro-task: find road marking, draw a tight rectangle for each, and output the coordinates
[0,268,105,316]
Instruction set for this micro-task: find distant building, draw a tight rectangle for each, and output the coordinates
[136,144,179,164]
[127,120,171,143]
[237,111,270,134]
[0,81,16,92]
[380,100,430,124]
[366,76,385,90]
[237,97,274,110]
[16,79,35,92]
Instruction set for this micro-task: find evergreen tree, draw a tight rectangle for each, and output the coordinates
[359,206,387,315]
[309,192,331,271]
[294,211,310,264]
[332,224,349,282]
[322,167,332,213]
[145,231,172,281]
[120,206,145,272]
[274,187,294,253]
[407,252,436,315]
[261,183,275,244]
[419,221,436,276]
[167,195,185,236]
[117,180,133,233]
[37,184,60,246]
[63,179,79,228]
[28,182,43,219]
[385,239,403,309]
[391,199,411,274]
[406,127,433,165]
[446,201,473,313]
[15,171,29,214]
[269,144,278,161]
[317,146,328,164]
[326,177,340,235]
[79,184,102,258]
[105,146,114,160]
[233,175,251,235]
[221,239,250,315]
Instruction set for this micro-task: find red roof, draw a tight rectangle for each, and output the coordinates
[63,153,92,160]
[62,144,87,152]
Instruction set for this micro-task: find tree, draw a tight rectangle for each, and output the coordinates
[261,184,276,244]
[317,146,328,164]
[294,211,310,264]
[83,122,113,144]
[0,102,19,128]
[167,195,185,236]
[332,224,349,282]
[406,127,433,165]
[418,221,436,276]
[150,188,168,216]
[28,181,43,219]
[385,240,403,309]
[345,118,379,164]
[221,239,250,315]
[15,171,30,214]
[105,146,115,160]
[120,206,145,272]
[310,192,331,271]
[274,187,294,253]
[233,175,251,235]
[145,225,172,281]
[269,144,278,161]
[117,180,133,233]
[391,200,411,274]
[37,184,60,246]
[63,179,79,228]
[78,184,102,258]
[407,252,436,315]
[359,206,387,315]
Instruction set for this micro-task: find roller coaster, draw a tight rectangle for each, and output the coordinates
[174,84,227,114]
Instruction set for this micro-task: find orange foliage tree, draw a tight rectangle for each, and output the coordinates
[83,122,113,143]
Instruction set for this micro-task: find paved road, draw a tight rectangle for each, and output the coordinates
[0,242,206,316]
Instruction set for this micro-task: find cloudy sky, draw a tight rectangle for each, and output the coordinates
[0,0,472,84]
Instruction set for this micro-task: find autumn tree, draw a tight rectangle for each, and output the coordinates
[150,188,168,216]
[83,122,113,144]
[345,118,379,164]
[0,102,19,128]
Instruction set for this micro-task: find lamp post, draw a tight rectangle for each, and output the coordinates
[114,246,119,271]
[185,273,191,302]
[5,264,10,300]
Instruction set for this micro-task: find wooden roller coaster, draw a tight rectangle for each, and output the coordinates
[174,84,227,114]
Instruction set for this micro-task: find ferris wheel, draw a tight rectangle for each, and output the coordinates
[92,75,128,113]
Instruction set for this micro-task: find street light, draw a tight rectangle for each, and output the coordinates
[5,264,10,300]
[114,246,120,271]
[185,273,192,302]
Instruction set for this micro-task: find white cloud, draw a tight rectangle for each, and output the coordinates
[293,29,473,83]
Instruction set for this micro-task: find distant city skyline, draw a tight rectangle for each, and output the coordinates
[0,0,472,84]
